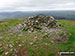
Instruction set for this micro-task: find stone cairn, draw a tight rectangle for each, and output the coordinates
[20,15,61,32]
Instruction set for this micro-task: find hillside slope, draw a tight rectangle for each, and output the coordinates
[0,18,75,56]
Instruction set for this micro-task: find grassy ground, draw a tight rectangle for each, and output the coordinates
[0,19,75,56]
[57,20,75,51]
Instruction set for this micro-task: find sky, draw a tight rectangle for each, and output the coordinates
[0,0,75,12]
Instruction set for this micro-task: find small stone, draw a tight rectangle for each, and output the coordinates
[12,43,14,46]
[9,44,13,48]
[16,41,18,43]
[14,49,17,51]
[5,52,9,55]
[6,44,8,47]
[22,40,25,43]
[51,40,54,43]
[14,54,17,56]
[18,34,22,37]
[0,44,2,47]
[35,36,37,38]
[35,20,38,22]
[18,44,22,47]
[30,42,33,45]
[45,43,49,45]
[0,36,4,39]
[10,49,13,51]
[14,49,18,53]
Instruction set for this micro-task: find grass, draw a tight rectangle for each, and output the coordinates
[0,19,25,31]
[57,20,75,51]
[0,19,75,56]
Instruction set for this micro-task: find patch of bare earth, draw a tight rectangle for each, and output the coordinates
[41,44,59,56]
[53,35,69,43]
[31,46,39,56]
[16,46,29,56]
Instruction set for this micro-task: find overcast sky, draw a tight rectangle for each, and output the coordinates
[0,0,75,12]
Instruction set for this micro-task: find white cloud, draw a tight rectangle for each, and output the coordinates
[0,0,75,12]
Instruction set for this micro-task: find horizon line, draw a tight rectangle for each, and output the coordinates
[0,10,75,12]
